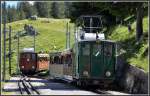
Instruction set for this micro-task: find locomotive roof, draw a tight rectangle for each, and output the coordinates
[75,33,105,42]
[20,52,36,54]
[21,48,34,52]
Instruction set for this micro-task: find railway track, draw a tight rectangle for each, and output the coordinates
[54,78,129,95]
[50,78,113,95]
[18,75,40,95]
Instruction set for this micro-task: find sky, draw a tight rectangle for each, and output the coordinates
[4,1,34,7]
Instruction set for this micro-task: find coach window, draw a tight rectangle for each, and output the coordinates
[50,57,52,63]
[54,56,59,64]
[67,55,72,66]
[59,56,62,64]
[43,57,47,61]
[64,56,66,64]
[63,56,66,64]
[50,56,54,64]
[60,56,64,64]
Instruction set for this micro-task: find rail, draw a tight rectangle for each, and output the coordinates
[18,75,40,95]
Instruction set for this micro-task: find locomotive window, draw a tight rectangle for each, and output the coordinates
[104,44,112,57]
[93,44,101,57]
[21,54,27,58]
[26,54,31,58]
[92,17,101,27]
[82,44,90,56]
[83,17,101,28]
[83,17,90,27]
[20,54,25,58]
[32,54,36,60]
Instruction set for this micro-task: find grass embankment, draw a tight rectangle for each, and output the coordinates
[108,16,148,72]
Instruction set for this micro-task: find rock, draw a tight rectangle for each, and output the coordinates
[118,64,148,94]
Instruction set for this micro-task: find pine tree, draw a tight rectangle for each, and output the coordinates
[17,2,25,20]
[34,2,52,18]
[64,2,72,18]
[51,2,65,18]
[7,5,12,22]
[51,2,58,18]
[17,2,34,18]
[7,6,19,22]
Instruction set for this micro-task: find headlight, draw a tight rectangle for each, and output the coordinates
[32,66,35,69]
[105,71,111,77]
[21,66,24,69]
[27,58,30,61]
[83,71,89,76]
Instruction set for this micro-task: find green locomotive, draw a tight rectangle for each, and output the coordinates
[72,40,117,86]
[71,15,117,86]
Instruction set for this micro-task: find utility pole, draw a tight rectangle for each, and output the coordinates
[17,31,20,74]
[34,30,36,52]
[9,26,12,75]
[66,22,69,49]
[66,22,71,49]
[0,2,2,79]
[68,23,71,49]
[3,1,7,81]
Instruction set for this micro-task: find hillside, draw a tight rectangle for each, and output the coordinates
[3,18,74,77]
[108,16,148,72]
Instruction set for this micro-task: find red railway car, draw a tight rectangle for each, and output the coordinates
[19,48,49,75]
[19,51,37,75]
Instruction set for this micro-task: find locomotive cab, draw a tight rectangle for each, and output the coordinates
[19,48,37,75]
[19,52,37,75]
[72,40,117,86]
